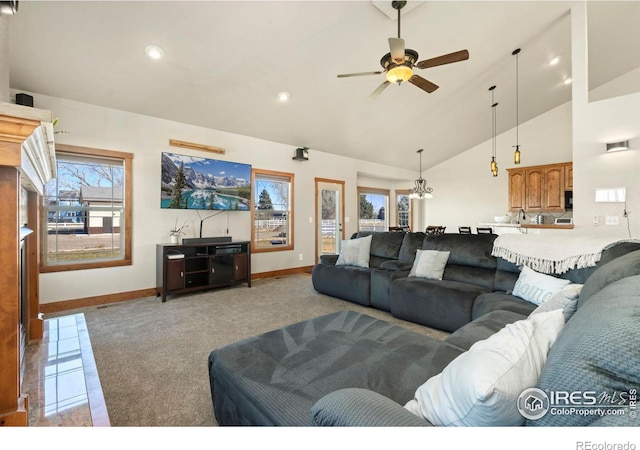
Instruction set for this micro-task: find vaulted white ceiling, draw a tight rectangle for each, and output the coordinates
[7,1,640,172]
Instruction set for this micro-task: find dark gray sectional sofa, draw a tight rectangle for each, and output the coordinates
[312,231,637,332]
[208,231,640,426]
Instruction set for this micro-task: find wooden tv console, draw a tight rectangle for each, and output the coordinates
[156,241,251,302]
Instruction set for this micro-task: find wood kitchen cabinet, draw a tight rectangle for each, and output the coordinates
[508,169,526,211]
[507,162,571,212]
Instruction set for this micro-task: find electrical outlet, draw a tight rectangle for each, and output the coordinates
[298,253,303,261]
[593,216,599,226]
[605,215,619,226]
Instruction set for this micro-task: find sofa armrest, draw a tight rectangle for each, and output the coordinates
[310,388,431,427]
[319,254,339,265]
[378,260,414,272]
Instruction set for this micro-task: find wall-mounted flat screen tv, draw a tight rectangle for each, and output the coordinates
[161,152,251,211]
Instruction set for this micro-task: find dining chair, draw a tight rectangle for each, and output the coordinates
[458,226,472,234]
[476,227,493,234]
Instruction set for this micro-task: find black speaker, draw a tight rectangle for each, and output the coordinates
[15,93,33,107]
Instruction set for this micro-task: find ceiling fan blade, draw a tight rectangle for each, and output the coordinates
[415,49,470,70]
[337,71,383,78]
[409,75,439,93]
[368,81,390,100]
[389,37,405,64]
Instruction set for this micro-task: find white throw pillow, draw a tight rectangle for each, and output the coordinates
[404,309,565,426]
[513,266,571,306]
[408,250,450,280]
[529,283,582,322]
[335,235,372,268]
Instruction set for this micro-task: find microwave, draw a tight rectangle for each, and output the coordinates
[564,191,573,210]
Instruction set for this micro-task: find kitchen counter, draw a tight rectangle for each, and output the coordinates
[478,222,574,235]
[520,223,574,229]
[478,222,520,227]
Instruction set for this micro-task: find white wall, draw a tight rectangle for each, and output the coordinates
[0,17,9,102]
[18,91,417,304]
[421,101,573,233]
[571,3,640,238]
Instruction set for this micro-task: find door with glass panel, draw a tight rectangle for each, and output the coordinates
[315,179,344,262]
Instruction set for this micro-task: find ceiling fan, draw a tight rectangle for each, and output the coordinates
[337,0,469,99]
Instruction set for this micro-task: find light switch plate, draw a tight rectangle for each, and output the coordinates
[605,215,620,225]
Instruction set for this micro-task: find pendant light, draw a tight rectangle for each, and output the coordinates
[512,48,522,165]
[409,149,433,199]
[489,85,498,177]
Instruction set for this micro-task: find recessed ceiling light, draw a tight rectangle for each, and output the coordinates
[277,91,290,102]
[145,44,164,60]
[563,77,572,85]
[549,56,561,66]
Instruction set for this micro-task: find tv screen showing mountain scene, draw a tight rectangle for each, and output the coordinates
[161,152,251,211]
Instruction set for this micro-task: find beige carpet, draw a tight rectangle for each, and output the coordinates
[49,274,448,426]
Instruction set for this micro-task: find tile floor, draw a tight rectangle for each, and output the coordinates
[21,314,110,426]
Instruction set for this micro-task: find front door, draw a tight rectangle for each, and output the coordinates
[315,178,345,262]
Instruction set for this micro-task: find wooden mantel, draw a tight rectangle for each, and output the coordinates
[0,102,54,427]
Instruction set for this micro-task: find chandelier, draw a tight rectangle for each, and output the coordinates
[409,149,433,199]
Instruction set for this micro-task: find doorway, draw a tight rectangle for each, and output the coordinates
[315,178,345,263]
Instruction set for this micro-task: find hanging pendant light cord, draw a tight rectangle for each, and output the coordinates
[492,90,497,160]
[515,51,519,146]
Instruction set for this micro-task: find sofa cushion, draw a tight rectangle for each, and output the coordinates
[560,241,640,284]
[409,250,450,280]
[443,264,496,290]
[527,275,640,426]
[578,249,640,306]
[311,263,371,306]
[398,232,426,263]
[405,309,565,426]
[494,257,520,293]
[445,309,526,351]
[472,292,537,320]
[311,388,431,427]
[529,283,582,322]
[391,277,492,332]
[422,233,497,270]
[513,266,571,306]
[356,231,405,268]
[208,311,450,426]
[336,234,372,268]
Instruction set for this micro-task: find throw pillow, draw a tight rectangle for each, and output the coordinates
[408,250,450,280]
[404,309,565,426]
[513,266,571,306]
[529,283,583,322]
[335,235,372,268]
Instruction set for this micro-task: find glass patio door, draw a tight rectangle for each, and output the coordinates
[315,179,344,261]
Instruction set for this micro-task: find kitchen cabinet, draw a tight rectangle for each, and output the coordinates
[507,162,571,212]
[508,170,526,211]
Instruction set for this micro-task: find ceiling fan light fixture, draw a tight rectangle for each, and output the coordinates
[144,44,164,60]
[0,1,18,15]
[386,64,413,84]
[277,91,291,102]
